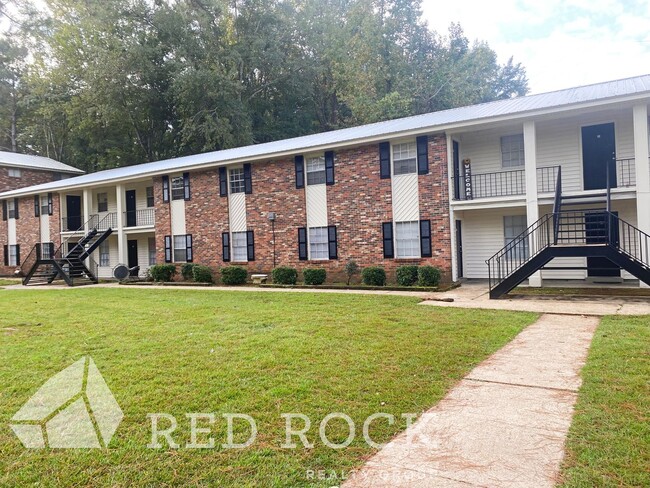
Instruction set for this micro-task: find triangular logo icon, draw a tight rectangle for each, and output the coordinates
[10,357,123,448]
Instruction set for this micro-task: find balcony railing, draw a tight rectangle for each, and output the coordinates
[89,212,117,231]
[61,215,84,232]
[453,166,560,200]
[124,208,155,227]
[615,158,636,188]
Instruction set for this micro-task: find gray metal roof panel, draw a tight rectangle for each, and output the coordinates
[2,74,650,198]
[0,151,84,174]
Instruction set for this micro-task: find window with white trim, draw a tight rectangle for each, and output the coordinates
[146,186,154,207]
[148,237,156,265]
[8,168,21,178]
[171,176,185,200]
[99,240,110,267]
[8,245,18,266]
[173,235,187,262]
[308,227,329,260]
[504,215,529,260]
[97,192,108,213]
[501,134,525,168]
[395,221,420,258]
[7,200,16,219]
[306,156,326,185]
[393,142,417,175]
[40,196,49,216]
[231,231,248,262]
[229,168,245,194]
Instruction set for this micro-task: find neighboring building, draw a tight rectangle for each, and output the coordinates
[1,75,649,295]
[0,151,84,193]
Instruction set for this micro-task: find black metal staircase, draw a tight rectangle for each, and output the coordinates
[21,215,113,286]
[487,166,650,298]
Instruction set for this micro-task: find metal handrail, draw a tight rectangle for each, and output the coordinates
[452,165,560,200]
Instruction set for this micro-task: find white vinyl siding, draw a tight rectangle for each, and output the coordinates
[232,231,248,262]
[306,156,326,185]
[308,227,328,260]
[148,237,156,265]
[501,134,525,168]
[173,235,187,263]
[395,221,420,258]
[393,142,417,175]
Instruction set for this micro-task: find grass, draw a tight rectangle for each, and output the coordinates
[0,288,535,487]
[560,315,650,487]
[0,278,20,287]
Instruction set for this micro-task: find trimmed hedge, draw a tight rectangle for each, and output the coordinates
[181,263,197,281]
[192,265,214,284]
[149,264,176,282]
[396,265,419,286]
[303,268,326,285]
[418,266,441,287]
[272,266,297,285]
[221,266,248,285]
[362,266,386,286]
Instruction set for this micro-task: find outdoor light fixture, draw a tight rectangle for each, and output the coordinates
[267,212,276,221]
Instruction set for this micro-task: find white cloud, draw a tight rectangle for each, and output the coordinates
[421,0,650,93]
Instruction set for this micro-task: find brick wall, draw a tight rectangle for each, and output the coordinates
[0,167,65,193]
[153,176,172,264]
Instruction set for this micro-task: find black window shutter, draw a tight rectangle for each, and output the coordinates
[183,172,191,201]
[219,168,228,197]
[47,193,53,215]
[328,225,338,259]
[298,227,308,260]
[3,245,8,266]
[420,219,432,257]
[15,245,20,266]
[185,234,193,262]
[246,230,255,261]
[295,155,305,189]
[14,198,19,219]
[243,163,252,194]
[222,232,231,262]
[2,200,6,221]
[325,151,335,185]
[379,142,391,179]
[164,235,172,263]
[34,195,40,217]
[417,135,429,175]
[162,176,170,203]
[382,222,394,258]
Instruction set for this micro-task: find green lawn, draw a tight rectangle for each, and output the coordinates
[0,288,535,487]
[560,315,650,487]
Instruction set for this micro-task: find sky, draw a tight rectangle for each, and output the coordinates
[421,0,650,94]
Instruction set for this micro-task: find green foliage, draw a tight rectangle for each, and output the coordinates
[303,268,326,285]
[396,265,419,286]
[272,266,297,285]
[149,264,176,282]
[220,266,248,285]
[181,263,197,281]
[345,259,360,285]
[362,266,386,286]
[418,266,441,287]
[192,265,214,284]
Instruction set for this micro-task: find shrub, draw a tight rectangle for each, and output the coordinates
[221,266,248,285]
[345,259,360,285]
[192,265,214,284]
[181,263,197,281]
[149,264,176,282]
[303,268,326,285]
[396,265,419,286]
[362,266,386,286]
[272,266,297,285]
[418,266,441,287]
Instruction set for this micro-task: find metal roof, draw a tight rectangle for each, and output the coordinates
[2,74,650,198]
[0,151,84,175]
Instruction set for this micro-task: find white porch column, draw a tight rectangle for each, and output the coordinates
[82,189,91,233]
[633,104,650,288]
[447,133,459,282]
[524,120,542,287]
[115,184,127,264]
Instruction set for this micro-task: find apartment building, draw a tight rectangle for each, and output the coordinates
[0,151,83,192]
[1,75,649,295]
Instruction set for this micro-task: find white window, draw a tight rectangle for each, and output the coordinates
[229,168,245,194]
[8,245,18,266]
[308,227,329,260]
[40,196,49,216]
[306,156,326,185]
[232,231,248,262]
[41,242,52,259]
[393,142,417,175]
[395,221,420,258]
[173,235,187,262]
[171,176,185,200]
[501,134,525,168]
[148,237,156,265]
[99,240,110,267]
[97,192,108,213]
[7,200,16,219]
[8,168,21,178]
[146,186,154,207]
[504,215,529,260]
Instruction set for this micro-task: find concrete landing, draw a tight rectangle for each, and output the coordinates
[343,314,599,488]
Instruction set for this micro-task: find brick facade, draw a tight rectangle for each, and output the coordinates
[0,167,64,193]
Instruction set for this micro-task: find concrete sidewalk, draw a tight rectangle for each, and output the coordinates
[344,313,599,488]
